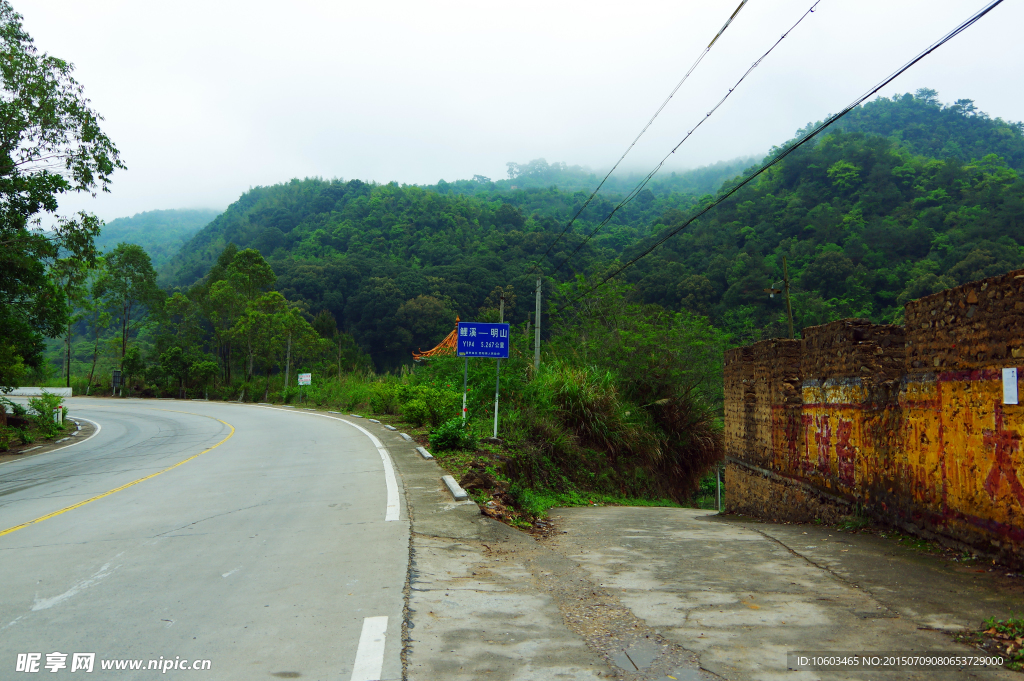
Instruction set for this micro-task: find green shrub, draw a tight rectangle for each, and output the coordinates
[369,383,401,415]
[15,428,32,445]
[430,417,478,451]
[422,386,461,427]
[0,425,12,451]
[1,398,27,418]
[28,392,64,439]
[402,399,430,427]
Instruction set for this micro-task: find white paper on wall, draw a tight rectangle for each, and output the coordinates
[1004,367,1019,405]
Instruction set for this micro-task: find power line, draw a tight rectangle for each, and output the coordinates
[554,0,1007,317]
[528,0,752,273]
[548,0,823,278]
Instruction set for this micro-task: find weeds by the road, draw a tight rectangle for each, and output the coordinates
[0,393,73,453]
[954,615,1024,672]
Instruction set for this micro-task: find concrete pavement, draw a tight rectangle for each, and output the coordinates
[541,507,1021,680]
[0,398,408,680]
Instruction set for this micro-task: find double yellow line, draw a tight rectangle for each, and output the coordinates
[0,412,235,538]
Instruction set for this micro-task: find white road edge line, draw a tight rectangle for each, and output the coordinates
[340,420,401,523]
[350,615,388,681]
[0,417,103,467]
[243,405,401,523]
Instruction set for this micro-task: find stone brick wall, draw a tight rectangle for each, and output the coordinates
[751,339,801,469]
[723,347,754,463]
[802,318,905,384]
[725,268,1024,568]
[905,268,1024,371]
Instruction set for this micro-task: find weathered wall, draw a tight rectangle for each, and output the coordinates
[723,347,754,463]
[896,268,1024,565]
[725,269,1024,567]
[753,339,802,469]
[798,319,904,498]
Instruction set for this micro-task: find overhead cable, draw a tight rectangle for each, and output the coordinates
[555,0,1007,315]
[549,0,822,277]
[529,0,751,272]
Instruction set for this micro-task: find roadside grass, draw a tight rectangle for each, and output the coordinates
[511,487,681,518]
[953,615,1024,672]
[428,447,477,482]
[0,394,75,453]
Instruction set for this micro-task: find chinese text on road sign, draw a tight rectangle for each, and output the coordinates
[457,322,510,359]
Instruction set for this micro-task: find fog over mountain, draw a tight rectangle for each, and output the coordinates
[15,0,1024,221]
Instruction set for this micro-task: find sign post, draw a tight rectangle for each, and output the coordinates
[462,358,469,422]
[298,372,311,404]
[457,322,510,437]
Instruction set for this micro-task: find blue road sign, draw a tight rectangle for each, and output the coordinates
[457,322,510,359]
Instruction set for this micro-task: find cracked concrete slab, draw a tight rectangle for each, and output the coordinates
[383,427,715,681]
[540,507,1019,680]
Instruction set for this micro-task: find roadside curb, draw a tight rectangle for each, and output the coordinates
[441,475,468,500]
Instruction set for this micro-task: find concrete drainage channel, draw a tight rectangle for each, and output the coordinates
[338,415,718,681]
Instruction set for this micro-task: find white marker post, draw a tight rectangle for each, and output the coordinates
[494,295,504,439]
[716,464,721,512]
[493,360,501,439]
[461,358,469,423]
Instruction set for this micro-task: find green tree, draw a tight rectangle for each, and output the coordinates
[81,259,112,391]
[51,256,93,387]
[0,3,123,389]
[121,346,145,396]
[206,280,243,383]
[228,248,276,301]
[93,243,161,366]
[160,346,192,399]
[190,360,219,400]
[231,290,288,386]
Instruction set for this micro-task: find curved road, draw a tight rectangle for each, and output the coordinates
[0,398,407,680]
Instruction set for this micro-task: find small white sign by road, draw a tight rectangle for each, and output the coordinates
[298,373,312,386]
[1004,367,1019,405]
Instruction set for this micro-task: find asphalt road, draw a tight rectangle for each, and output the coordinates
[0,398,408,680]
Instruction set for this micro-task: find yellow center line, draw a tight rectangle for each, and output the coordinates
[0,412,235,538]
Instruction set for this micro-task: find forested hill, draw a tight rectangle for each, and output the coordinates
[833,89,1024,170]
[626,91,1024,337]
[98,209,220,270]
[162,176,703,365]
[164,91,1024,364]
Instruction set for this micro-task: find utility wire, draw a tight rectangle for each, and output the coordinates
[549,0,822,278]
[554,0,1006,316]
[528,0,752,273]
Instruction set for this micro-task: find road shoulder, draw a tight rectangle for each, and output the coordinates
[541,506,1020,680]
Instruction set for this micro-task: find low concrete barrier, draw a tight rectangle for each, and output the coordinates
[3,387,73,397]
[442,475,469,501]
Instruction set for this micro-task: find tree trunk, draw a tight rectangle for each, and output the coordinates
[121,304,128,366]
[284,332,292,396]
[65,319,72,388]
[86,328,101,394]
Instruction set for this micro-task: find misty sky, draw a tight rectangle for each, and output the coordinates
[16,0,1024,222]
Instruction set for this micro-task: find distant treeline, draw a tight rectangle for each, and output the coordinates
[143,90,1024,367]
